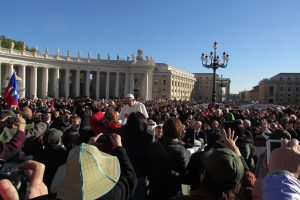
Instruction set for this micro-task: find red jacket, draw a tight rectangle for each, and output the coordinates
[0,131,26,161]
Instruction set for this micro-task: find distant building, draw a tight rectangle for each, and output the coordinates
[152,63,196,100]
[250,85,259,103]
[239,90,252,102]
[258,73,300,105]
[192,73,231,103]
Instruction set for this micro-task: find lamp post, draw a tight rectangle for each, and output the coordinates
[201,42,229,104]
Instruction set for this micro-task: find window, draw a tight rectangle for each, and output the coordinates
[288,87,291,92]
[163,80,167,86]
[280,87,283,91]
[154,81,158,86]
[134,79,138,85]
[269,86,274,97]
[296,87,299,92]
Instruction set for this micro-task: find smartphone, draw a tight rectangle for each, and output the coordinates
[266,139,282,164]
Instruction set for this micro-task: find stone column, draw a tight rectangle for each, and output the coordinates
[148,70,153,99]
[54,68,60,98]
[65,69,70,98]
[42,68,49,97]
[9,64,14,76]
[96,71,100,99]
[129,72,134,94]
[115,72,119,98]
[225,85,230,101]
[6,64,14,86]
[20,65,26,98]
[143,73,149,100]
[124,72,129,95]
[85,70,90,96]
[32,66,37,98]
[76,70,80,97]
[0,62,2,94]
[105,72,110,99]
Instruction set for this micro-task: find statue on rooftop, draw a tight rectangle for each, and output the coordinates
[98,53,101,60]
[23,42,26,51]
[137,48,143,61]
[11,42,15,49]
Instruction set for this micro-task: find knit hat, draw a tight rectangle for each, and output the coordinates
[204,148,244,189]
[51,143,120,200]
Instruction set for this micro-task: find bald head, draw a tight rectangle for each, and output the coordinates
[193,121,202,130]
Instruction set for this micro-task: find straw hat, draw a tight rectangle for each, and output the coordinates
[51,143,120,200]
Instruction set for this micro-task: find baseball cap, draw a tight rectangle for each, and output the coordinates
[204,148,244,190]
[45,128,63,144]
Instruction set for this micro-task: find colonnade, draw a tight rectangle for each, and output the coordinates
[0,62,152,99]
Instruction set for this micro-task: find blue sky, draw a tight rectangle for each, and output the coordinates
[1,0,300,93]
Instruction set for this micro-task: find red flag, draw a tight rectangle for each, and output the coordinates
[3,72,19,107]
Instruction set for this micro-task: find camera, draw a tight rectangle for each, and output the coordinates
[0,160,30,200]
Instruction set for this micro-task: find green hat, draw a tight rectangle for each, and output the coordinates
[205,148,244,189]
[45,128,63,144]
[270,129,291,140]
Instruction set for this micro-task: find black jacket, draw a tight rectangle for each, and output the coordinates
[146,137,188,200]
[98,146,137,200]
[121,128,153,177]
[33,144,68,189]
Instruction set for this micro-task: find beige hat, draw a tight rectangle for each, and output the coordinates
[51,143,120,200]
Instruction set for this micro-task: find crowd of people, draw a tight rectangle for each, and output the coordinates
[0,94,300,200]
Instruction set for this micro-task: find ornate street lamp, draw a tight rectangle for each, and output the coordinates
[201,42,229,104]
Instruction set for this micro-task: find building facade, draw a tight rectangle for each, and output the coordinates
[152,63,196,100]
[258,73,300,105]
[192,73,231,103]
[0,44,195,100]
